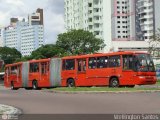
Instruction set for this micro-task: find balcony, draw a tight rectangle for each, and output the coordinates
[141,26,154,31]
[93,12,102,17]
[139,15,153,20]
[93,19,102,24]
[93,4,102,8]
[138,9,153,14]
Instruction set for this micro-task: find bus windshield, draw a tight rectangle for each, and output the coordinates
[135,54,155,72]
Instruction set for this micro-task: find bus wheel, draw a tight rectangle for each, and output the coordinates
[32,81,38,90]
[11,82,18,90]
[109,77,119,88]
[67,79,75,87]
[25,88,32,90]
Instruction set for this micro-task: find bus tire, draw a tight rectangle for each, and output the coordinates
[11,81,18,90]
[67,79,75,87]
[32,81,38,90]
[25,88,32,90]
[109,77,119,88]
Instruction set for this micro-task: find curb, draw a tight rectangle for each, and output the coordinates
[44,90,160,94]
[0,104,22,115]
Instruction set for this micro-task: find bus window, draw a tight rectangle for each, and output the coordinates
[78,59,86,72]
[30,63,39,73]
[17,65,21,75]
[65,59,75,70]
[123,55,134,70]
[97,57,108,68]
[5,68,8,74]
[62,60,66,70]
[109,56,121,68]
[11,66,17,74]
[89,58,97,69]
[41,62,49,74]
[135,54,155,72]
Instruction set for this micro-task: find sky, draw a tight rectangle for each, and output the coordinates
[0,0,65,44]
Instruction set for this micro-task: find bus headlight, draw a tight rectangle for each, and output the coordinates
[138,76,145,79]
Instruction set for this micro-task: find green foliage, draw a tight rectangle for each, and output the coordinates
[56,29,106,55]
[149,28,160,56]
[30,44,64,59]
[16,56,31,62]
[0,47,22,64]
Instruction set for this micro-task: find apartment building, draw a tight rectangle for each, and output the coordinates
[3,9,44,56]
[64,0,112,51]
[0,27,3,47]
[65,0,155,52]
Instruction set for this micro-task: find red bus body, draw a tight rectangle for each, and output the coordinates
[4,58,62,89]
[4,62,23,88]
[61,51,157,87]
[4,51,157,89]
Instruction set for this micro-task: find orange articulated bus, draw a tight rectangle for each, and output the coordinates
[4,51,157,90]
[4,58,62,90]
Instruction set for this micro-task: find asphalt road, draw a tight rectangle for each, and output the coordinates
[0,84,160,115]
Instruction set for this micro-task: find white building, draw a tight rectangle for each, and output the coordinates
[155,0,160,31]
[111,0,136,41]
[64,0,112,52]
[28,8,43,26]
[20,24,44,56]
[0,25,4,47]
[65,0,155,52]
[0,28,3,47]
[135,0,155,41]
[3,9,44,56]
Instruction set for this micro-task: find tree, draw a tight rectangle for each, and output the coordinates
[0,47,22,64]
[56,29,106,55]
[30,44,64,59]
[16,56,31,62]
[149,28,160,57]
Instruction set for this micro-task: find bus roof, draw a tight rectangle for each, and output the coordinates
[29,58,51,63]
[5,62,23,67]
[62,51,148,60]
[5,58,51,67]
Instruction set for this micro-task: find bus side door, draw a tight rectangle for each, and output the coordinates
[76,59,87,86]
[40,62,49,87]
[121,55,135,85]
[108,56,122,84]
[4,67,9,87]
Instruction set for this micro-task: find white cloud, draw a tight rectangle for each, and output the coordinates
[0,0,65,44]
[6,0,24,6]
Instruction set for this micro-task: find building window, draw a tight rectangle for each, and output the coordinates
[88,3,92,7]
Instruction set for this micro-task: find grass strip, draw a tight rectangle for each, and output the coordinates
[50,87,160,92]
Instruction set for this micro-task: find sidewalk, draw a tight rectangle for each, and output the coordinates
[0,104,22,115]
